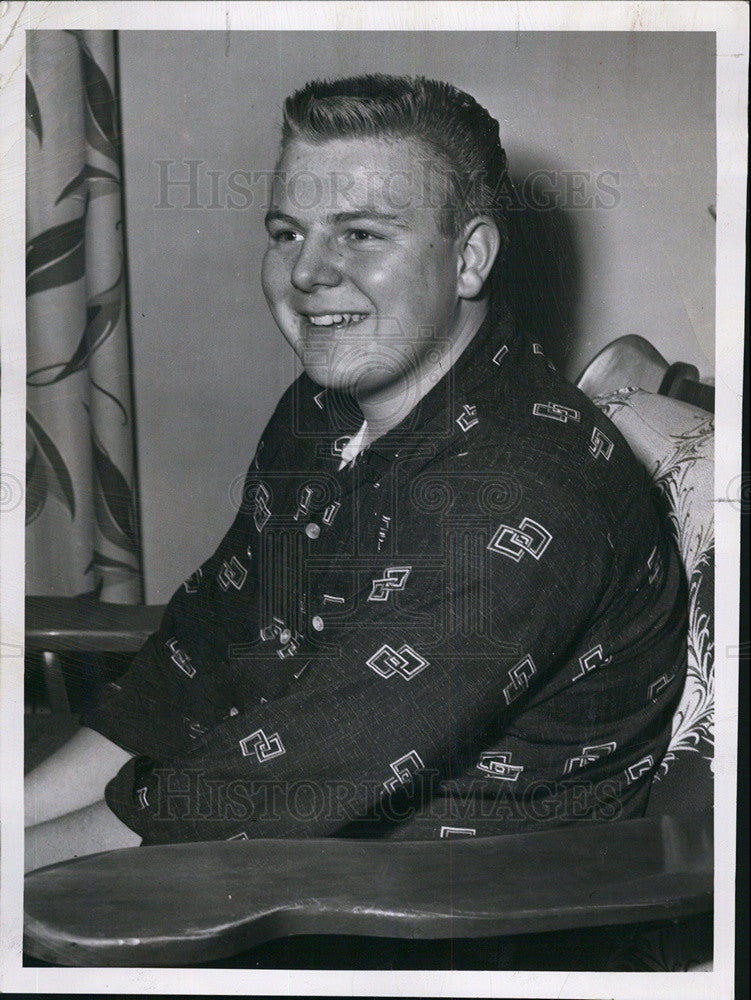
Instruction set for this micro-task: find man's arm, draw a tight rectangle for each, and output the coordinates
[24,726,133,828]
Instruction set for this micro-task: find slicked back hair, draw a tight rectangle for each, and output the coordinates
[281,74,511,321]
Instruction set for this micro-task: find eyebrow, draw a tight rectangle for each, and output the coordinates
[264,208,411,229]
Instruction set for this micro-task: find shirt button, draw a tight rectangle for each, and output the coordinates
[305,522,321,539]
[279,629,292,645]
[311,615,324,632]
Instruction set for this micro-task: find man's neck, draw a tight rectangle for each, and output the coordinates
[355,300,489,444]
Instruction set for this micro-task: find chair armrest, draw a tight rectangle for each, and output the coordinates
[658,363,715,412]
[24,811,713,967]
[25,596,166,653]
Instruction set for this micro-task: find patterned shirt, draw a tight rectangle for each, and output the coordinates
[83,315,688,843]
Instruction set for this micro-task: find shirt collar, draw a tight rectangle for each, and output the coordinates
[298,309,519,465]
[366,310,518,457]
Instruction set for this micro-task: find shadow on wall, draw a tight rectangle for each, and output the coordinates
[502,168,582,375]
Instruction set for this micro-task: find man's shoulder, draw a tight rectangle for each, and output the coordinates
[444,338,652,517]
[466,342,624,449]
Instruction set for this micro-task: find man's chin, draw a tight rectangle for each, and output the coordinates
[302,366,359,395]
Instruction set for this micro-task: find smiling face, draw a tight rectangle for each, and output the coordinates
[261,136,468,404]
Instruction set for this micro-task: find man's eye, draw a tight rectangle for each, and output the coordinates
[269,228,301,243]
[346,229,380,243]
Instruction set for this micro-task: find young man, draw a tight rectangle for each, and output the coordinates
[25,76,687,870]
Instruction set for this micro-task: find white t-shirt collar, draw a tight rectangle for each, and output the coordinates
[337,420,369,470]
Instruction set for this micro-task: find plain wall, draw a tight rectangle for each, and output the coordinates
[117,31,716,602]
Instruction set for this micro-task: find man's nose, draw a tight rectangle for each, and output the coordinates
[290,233,342,292]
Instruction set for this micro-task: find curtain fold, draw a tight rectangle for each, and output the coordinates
[26,30,142,603]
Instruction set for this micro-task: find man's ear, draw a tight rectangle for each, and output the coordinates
[456,216,501,300]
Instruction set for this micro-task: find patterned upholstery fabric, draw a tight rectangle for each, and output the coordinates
[583,387,714,972]
[592,388,714,815]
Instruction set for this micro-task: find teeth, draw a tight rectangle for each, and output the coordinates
[307,313,367,327]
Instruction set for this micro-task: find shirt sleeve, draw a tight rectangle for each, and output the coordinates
[81,456,271,759]
[81,379,306,758]
[101,442,653,844]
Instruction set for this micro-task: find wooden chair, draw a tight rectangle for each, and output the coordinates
[23,337,715,968]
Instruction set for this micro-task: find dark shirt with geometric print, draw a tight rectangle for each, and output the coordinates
[83,314,688,844]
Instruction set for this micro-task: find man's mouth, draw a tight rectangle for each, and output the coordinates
[302,313,369,328]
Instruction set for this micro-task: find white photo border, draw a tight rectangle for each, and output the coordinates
[1,2,747,997]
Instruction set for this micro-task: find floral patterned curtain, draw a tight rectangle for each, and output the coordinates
[26,30,142,603]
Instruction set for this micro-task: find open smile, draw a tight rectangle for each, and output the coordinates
[301,312,370,328]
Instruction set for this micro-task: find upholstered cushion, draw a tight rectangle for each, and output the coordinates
[592,388,714,815]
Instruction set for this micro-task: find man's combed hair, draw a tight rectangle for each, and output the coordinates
[282,75,511,318]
